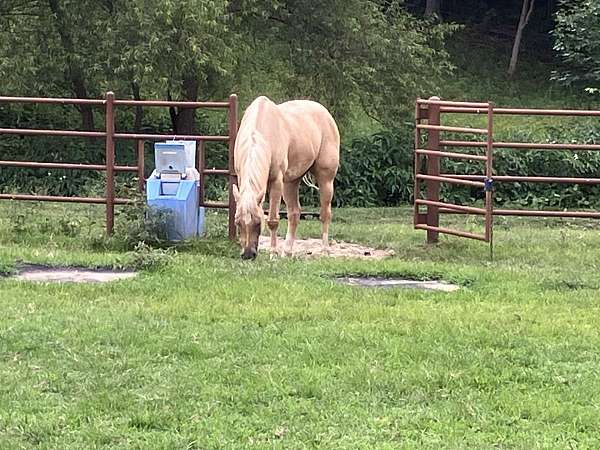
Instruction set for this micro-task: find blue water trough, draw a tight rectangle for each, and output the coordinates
[146,142,205,241]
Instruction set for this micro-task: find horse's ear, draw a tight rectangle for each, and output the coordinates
[232,184,240,203]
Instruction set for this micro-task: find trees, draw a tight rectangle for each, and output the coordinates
[552,0,600,92]
[0,0,456,131]
[0,0,239,133]
[0,1,108,130]
[235,0,456,126]
[424,0,442,20]
[105,0,238,133]
[508,0,535,77]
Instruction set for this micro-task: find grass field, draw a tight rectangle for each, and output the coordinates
[1,202,600,449]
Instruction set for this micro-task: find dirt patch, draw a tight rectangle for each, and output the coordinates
[335,276,460,292]
[13,264,137,283]
[259,236,394,259]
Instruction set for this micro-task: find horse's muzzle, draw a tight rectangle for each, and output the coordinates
[241,248,257,260]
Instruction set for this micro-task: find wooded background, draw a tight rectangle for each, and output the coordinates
[1,0,598,208]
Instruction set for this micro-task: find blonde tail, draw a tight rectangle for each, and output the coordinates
[302,173,319,191]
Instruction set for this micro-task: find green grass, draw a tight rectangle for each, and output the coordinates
[2,202,600,449]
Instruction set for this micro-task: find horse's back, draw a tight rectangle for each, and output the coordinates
[241,97,339,149]
[277,100,339,143]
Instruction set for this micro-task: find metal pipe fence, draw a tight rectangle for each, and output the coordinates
[0,93,238,238]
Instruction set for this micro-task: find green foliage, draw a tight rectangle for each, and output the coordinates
[0,101,231,201]
[441,120,600,208]
[0,0,460,209]
[552,0,600,92]
[1,0,456,128]
[0,0,237,100]
[0,260,15,276]
[0,139,104,197]
[3,1,600,212]
[332,119,600,209]
[105,0,237,99]
[332,126,414,207]
[237,0,457,126]
[113,189,174,250]
[0,1,107,98]
[444,28,591,109]
[125,242,176,271]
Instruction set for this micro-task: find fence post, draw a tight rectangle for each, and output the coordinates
[105,91,115,235]
[414,99,424,226]
[426,96,441,244]
[197,140,205,207]
[137,139,145,193]
[228,94,238,240]
[486,102,494,257]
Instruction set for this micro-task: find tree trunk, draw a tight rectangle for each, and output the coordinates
[131,81,143,132]
[425,0,441,20]
[169,75,199,134]
[47,0,94,130]
[71,69,94,131]
[508,0,535,77]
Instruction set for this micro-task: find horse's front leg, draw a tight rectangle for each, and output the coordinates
[267,177,283,256]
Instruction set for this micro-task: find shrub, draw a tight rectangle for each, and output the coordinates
[327,118,600,209]
[114,187,174,249]
[332,127,414,207]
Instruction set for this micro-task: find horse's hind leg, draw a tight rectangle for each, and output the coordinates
[267,176,283,256]
[315,169,336,253]
[283,179,301,256]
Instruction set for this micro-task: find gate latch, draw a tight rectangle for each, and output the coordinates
[484,178,494,192]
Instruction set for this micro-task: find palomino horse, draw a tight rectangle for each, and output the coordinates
[232,96,340,260]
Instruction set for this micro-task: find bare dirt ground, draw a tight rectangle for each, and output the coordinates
[13,265,137,283]
[259,236,395,259]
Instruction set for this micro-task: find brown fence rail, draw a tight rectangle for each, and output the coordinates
[0,93,238,239]
[414,96,600,248]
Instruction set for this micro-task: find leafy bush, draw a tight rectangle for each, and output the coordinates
[124,242,176,271]
[441,120,600,208]
[332,126,414,207]
[552,0,600,92]
[0,101,233,208]
[114,188,174,249]
[328,118,600,209]
[0,261,15,276]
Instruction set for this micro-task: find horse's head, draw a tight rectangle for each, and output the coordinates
[232,184,264,260]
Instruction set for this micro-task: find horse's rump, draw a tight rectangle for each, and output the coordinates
[276,100,340,181]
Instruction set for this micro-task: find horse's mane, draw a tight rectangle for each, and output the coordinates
[237,131,270,224]
[242,132,269,194]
